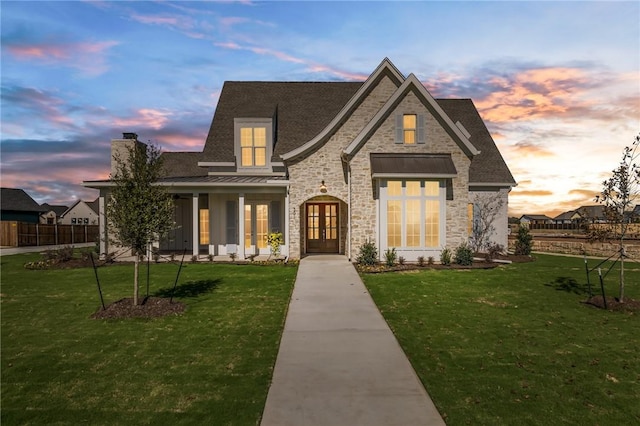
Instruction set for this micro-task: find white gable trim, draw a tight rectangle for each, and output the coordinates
[344,74,481,158]
[280,58,405,161]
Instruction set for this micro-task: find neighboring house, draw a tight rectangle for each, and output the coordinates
[574,205,607,223]
[40,203,69,224]
[59,199,99,225]
[0,188,46,223]
[553,210,580,225]
[519,214,553,225]
[85,58,516,261]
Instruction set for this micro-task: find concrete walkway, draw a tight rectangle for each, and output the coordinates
[0,242,95,256]
[260,255,445,426]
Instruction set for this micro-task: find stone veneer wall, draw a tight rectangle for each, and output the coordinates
[349,91,471,258]
[508,238,640,259]
[469,188,510,249]
[287,79,473,259]
[287,75,399,258]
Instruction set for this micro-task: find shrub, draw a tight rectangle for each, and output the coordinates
[428,256,435,265]
[190,255,198,263]
[417,256,425,267]
[454,243,474,266]
[514,225,533,255]
[485,243,504,262]
[267,232,284,257]
[356,239,378,266]
[398,256,405,265]
[384,248,397,267]
[229,253,237,262]
[440,248,452,266]
[208,254,214,262]
[43,246,74,263]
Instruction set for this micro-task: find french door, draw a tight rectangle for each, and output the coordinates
[306,203,339,253]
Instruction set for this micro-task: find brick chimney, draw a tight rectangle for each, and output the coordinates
[110,133,147,177]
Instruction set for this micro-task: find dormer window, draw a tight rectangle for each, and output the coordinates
[235,118,273,171]
[240,127,266,166]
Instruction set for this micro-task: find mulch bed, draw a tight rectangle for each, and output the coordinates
[91,297,186,320]
[584,295,640,313]
[356,254,534,274]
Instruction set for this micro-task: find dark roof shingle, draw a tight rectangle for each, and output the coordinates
[1,188,46,212]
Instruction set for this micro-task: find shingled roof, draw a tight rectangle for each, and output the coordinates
[0,188,46,212]
[200,81,363,163]
[438,99,515,185]
[177,80,513,186]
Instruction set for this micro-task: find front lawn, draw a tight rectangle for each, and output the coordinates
[1,253,297,425]
[362,254,640,425]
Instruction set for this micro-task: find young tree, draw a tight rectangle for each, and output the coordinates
[469,194,505,252]
[594,133,640,302]
[107,141,174,305]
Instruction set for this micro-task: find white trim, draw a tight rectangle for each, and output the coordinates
[163,181,290,188]
[455,121,471,139]
[469,182,517,187]
[192,194,199,256]
[207,171,286,177]
[280,58,405,161]
[198,161,235,167]
[238,194,245,259]
[284,189,290,257]
[344,74,480,157]
[98,195,106,256]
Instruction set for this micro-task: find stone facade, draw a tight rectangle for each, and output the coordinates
[469,188,510,249]
[287,76,476,261]
[349,91,471,260]
[287,75,400,258]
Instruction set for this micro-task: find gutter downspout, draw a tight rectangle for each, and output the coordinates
[341,152,352,261]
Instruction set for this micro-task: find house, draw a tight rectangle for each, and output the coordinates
[553,210,580,225]
[0,188,46,223]
[59,199,99,225]
[519,214,553,225]
[40,203,69,224]
[85,58,516,261]
[574,205,607,223]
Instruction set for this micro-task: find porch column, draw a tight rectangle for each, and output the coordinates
[99,194,107,257]
[284,188,290,257]
[192,193,199,256]
[238,193,245,259]
[208,195,215,256]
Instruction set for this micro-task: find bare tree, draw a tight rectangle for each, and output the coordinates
[107,141,174,305]
[469,194,505,252]
[594,133,640,302]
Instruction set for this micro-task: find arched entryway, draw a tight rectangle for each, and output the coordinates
[301,196,347,255]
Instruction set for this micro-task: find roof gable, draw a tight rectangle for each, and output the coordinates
[344,74,480,159]
[281,58,405,161]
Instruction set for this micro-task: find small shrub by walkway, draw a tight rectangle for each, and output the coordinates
[1,253,297,425]
[362,254,640,425]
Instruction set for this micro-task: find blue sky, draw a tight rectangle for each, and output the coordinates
[1,0,639,216]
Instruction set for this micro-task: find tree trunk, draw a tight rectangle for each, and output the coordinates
[133,253,139,306]
[619,239,625,303]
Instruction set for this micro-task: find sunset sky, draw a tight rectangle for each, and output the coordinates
[1,1,639,217]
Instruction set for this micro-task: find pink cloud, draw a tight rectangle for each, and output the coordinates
[474,67,594,123]
[113,109,172,130]
[6,40,119,76]
[214,41,368,80]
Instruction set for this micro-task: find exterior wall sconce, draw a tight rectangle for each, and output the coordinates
[320,180,327,193]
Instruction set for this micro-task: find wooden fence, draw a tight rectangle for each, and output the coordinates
[0,221,99,247]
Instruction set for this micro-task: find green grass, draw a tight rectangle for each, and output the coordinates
[362,255,640,425]
[1,253,297,425]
